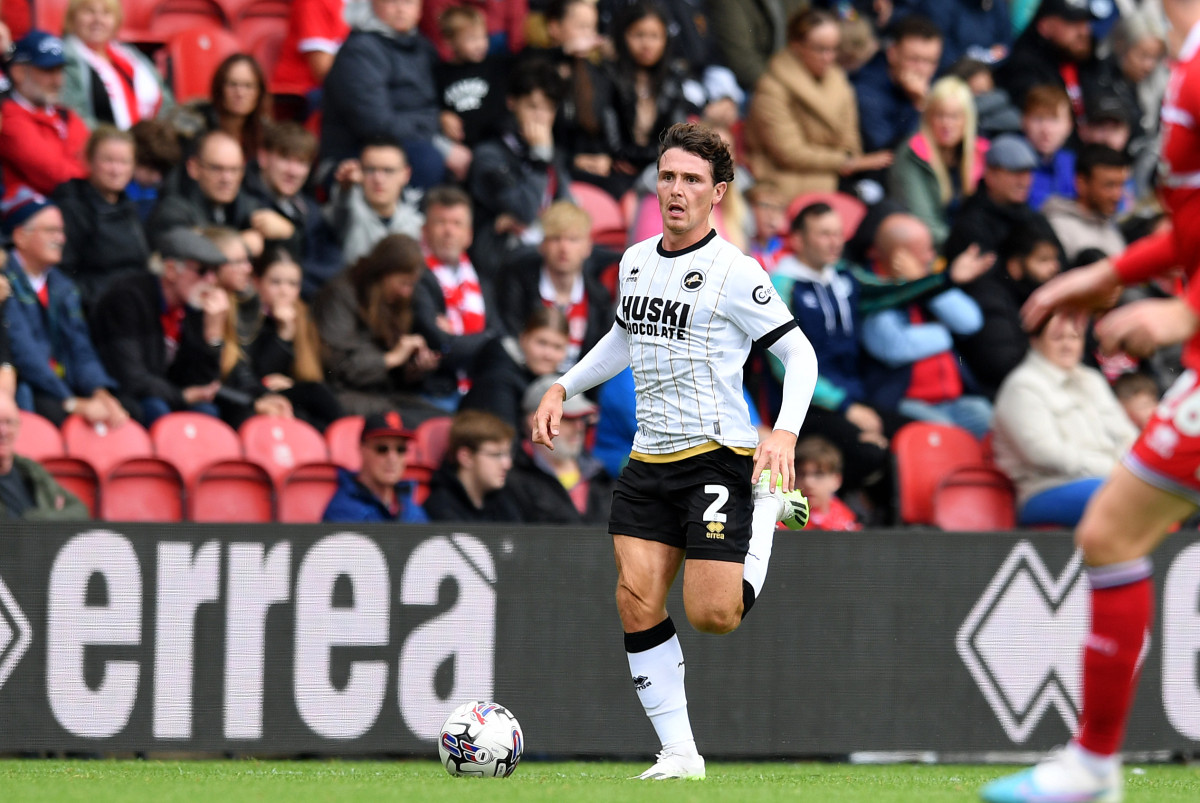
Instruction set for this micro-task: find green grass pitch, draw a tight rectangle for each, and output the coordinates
[0,760,1198,802]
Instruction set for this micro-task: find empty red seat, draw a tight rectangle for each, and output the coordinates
[891,422,985,526]
[62,415,152,478]
[571,181,627,249]
[239,415,329,485]
[189,459,274,522]
[15,410,64,461]
[410,416,452,471]
[277,462,340,523]
[324,415,365,471]
[151,412,242,485]
[42,456,100,517]
[933,466,1017,532]
[101,457,185,522]
[158,26,242,103]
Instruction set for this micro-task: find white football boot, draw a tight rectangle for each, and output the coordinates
[635,746,707,780]
[980,744,1123,803]
[753,470,809,530]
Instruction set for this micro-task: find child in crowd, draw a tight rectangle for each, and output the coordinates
[436,4,510,150]
[794,436,861,532]
[949,58,1022,138]
[1022,85,1076,210]
[745,182,788,273]
[127,119,183,221]
[1112,371,1159,431]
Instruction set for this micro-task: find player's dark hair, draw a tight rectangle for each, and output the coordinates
[658,122,735,185]
[790,202,834,234]
[1075,144,1132,177]
[507,57,566,106]
[886,14,942,45]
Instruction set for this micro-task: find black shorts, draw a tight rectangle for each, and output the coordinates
[608,447,754,563]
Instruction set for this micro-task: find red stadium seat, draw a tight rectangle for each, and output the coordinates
[325,415,364,471]
[146,0,228,41]
[218,0,288,23]
[239,415,329,485]
[14,410,64,461]
[571,181,627,249]
[42,456,100,517]
[151,412,242,485]
[32,0,68,34]
[891,422,985,526]
[933,466,1016,532]
[189,459,274,522]
[240,17,287,77]
[783,192,868,241]
[410,416,452,471]
[158,26,242,103]
[61,415,152,478]
[101,457,185,522]
[277,462,340,523]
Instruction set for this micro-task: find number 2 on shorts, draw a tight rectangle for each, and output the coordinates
[703,485,729,522]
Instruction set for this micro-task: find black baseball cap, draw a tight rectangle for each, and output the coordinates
[360,411,413,442]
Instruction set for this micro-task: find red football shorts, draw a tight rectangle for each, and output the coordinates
[1125,368,1200,505]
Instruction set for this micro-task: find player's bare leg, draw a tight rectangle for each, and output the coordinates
[981,466,1194,803]
[613,535,704,780]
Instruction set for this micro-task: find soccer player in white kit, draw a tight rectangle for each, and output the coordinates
[532,123,818,779]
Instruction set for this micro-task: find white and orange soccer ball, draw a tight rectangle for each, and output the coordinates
[438,701,524,778]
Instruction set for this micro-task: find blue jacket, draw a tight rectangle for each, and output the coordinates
[851,52,922,152]
[1029,149,1076,212]
[4,253,116,401]
[321,467,429,524]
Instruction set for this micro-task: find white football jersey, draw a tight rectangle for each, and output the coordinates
[616,230,798,456]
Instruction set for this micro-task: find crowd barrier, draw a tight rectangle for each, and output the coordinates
[0,523,1197,759]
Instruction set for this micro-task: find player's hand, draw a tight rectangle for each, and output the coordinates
[1095,297,1200,358]
[1021,258,1121,332]
[532,383,567,450]
[753,429,798,493]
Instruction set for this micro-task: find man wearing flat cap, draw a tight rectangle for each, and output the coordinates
[505,373,612,524]
[322,411,430,523]
[88,227,232,425]
[2,188,132,426]
[996,0,1099,114]
[0,30,89,196]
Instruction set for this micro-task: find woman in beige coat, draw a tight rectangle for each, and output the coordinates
[745,8,893,201]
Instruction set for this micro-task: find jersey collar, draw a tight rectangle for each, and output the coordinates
[656,228,717,259]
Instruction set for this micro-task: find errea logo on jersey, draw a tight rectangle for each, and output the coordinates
[621,295,692,340]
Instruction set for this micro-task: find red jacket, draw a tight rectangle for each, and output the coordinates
[0,94,89,197]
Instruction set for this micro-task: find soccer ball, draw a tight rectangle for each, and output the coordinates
[438,700,524,778]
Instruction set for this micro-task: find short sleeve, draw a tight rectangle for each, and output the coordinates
[723,253,798,347]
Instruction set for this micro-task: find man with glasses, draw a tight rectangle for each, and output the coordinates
[425,409,522,522]
[0,30,89,196]
[89,228,230,425]
[322,410,430,522]
[2,188,132,427]
[328,135,425,267]
[0,393,89,520]
[148,130,294,258]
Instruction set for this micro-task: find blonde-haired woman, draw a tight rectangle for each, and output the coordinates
[61,0,174,130]
[888,76,988,248]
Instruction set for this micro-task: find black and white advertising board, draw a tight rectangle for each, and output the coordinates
[0,524,1196,758]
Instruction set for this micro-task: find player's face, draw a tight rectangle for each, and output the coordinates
[520,327,569,375]
[1034,314,1083,370]
[657,148,727,244]
[424,202,473,265]
[468,439,513,492]
[798,211,844,268]
[360,436,409,487]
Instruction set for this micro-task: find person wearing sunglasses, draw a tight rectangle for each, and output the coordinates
[322,410,430,523]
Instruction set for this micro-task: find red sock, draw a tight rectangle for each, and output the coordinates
[1077,573,1153,756]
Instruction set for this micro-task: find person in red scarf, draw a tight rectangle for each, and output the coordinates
[0,31,89,197]
[60,0,173,131]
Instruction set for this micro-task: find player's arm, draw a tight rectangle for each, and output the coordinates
[755,325,818,493]
[533,322,631,448]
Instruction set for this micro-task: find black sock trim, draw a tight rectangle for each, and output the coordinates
[742,580,756,617]
[624,616,676,653]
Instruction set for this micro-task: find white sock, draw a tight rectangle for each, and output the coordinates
[1069,741,1120,777]
[625,618,695,751]
[743,494,781,598]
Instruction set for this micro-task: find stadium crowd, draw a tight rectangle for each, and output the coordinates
[0,0,1179,528]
